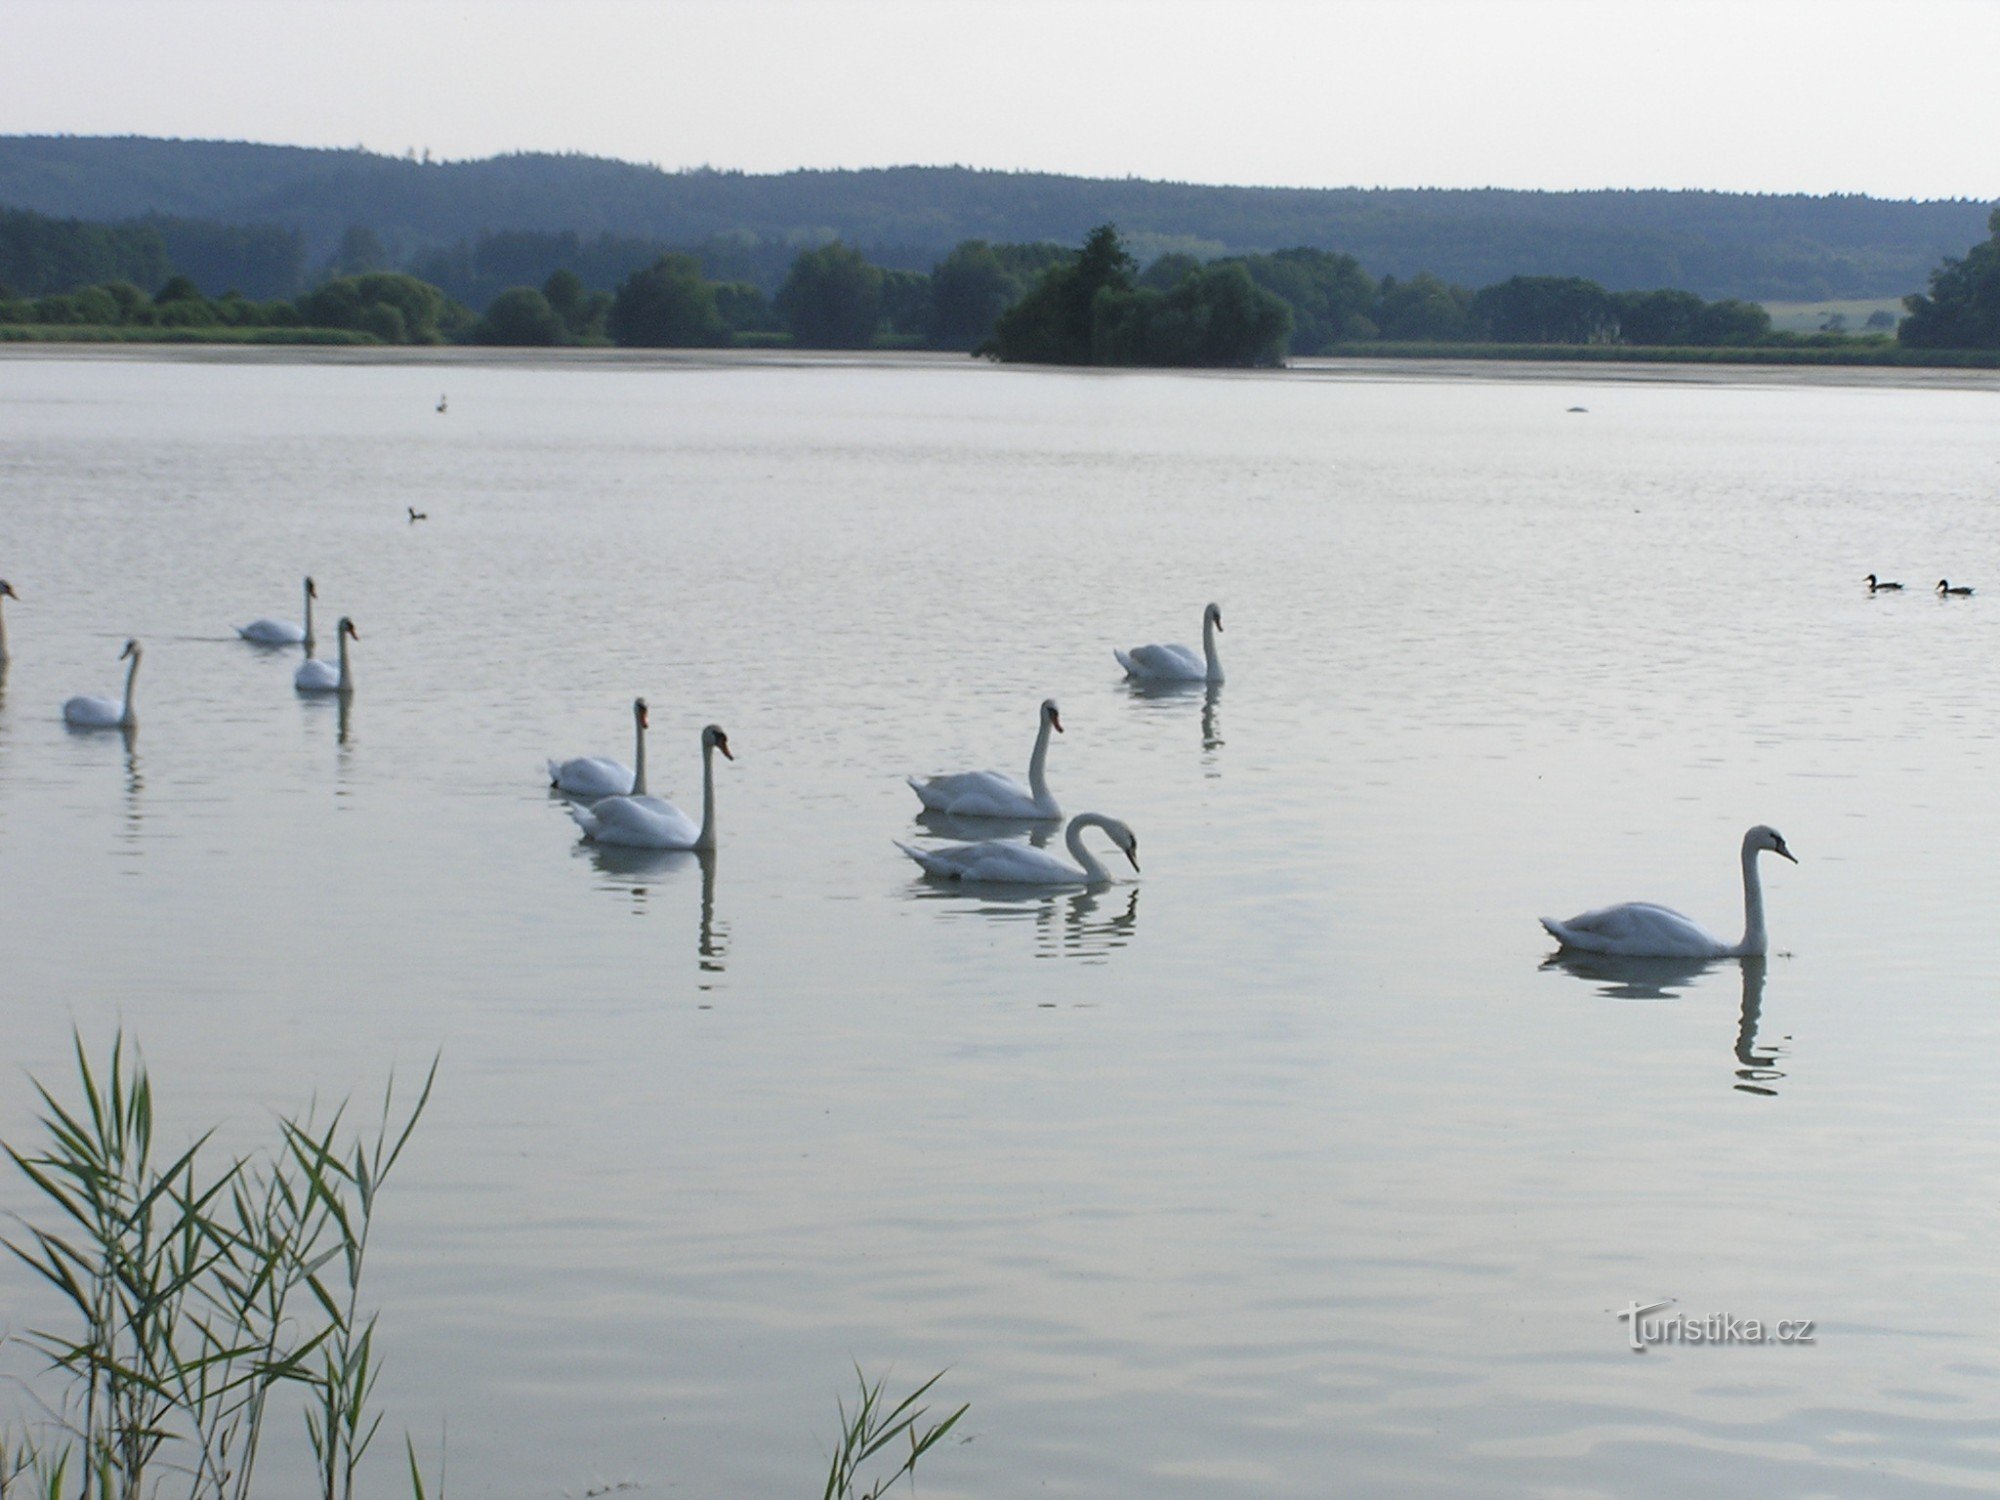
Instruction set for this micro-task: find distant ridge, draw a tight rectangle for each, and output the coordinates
[0,134,1989,301]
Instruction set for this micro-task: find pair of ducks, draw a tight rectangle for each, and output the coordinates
[897,605,1227,884]
[1867,574,1974,596]
[235,577,360,692]
[549,699,731,851]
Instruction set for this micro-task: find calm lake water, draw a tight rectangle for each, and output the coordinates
[3,348,1999,1497]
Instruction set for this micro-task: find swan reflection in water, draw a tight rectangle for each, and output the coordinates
[913,808,1055,849]
[574,843,727,974]
[1121,677,1224,770]
[908,882,1141,966]
[1541,950,1787,1095]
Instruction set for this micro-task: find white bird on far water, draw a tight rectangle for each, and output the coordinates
[908,698,1063,819]
[571,725,732,850]
[1116,602,1224,684]
[237,577,316,648]
[64,639,141,728]
[898,813,1139,887]
[295,617,357,694]
[1540,825,1796,959]
[549,697,649,799]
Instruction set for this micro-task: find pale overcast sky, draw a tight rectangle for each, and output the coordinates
[5,0,1997,200]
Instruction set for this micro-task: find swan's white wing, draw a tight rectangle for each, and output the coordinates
[898,837,1084,885]
[294,658,340,692]
[1541,901,1727,958]
[907,771,1052,818]
[238,618,306,644]
[573,794,698,849]
[1119,642,1205,680]
[62,694,124,727]
[549,756,636,797]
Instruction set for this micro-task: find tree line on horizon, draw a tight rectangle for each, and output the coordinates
[6,210,1999,360]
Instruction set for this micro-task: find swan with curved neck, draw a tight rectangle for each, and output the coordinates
[63,639,141,728]
[1116,603,1224,684]
[908,699,1063,819]
[0,579,16,663]
[897,812,1140,886]
[1540,825,1796,958]
[239,577,317,649]
[549,698,649,798]
[294,617,357,694]
[571,724,732,850]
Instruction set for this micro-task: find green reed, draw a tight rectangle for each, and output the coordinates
[820,1366,966,1500]
[1,1033,434,1500]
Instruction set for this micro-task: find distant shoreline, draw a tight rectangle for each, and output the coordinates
[3,341,1998,392]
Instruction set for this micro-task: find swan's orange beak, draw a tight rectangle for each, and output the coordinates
[639,706,649,728]
[1051,709,1064,733]
[718,738,734,760]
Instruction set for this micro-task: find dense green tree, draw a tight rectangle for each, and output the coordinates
[607,253,728,346]
[879,268,931,337]
[331,224,388,277]
[1471,275,1616,343]
[1139,252,1201,291]
[1899,207,2000,349]
[712,280,778,334]
[1092,262,1292,367]
[1229,247,1376,352]
[1612,287,1701,345]
[926,241,1016,348]
[472,286,565,345]
[294,272,463,343]
[987,224,1136,364]
[1372,272,1473,340]
[776,242,884,348]
[1693,297,1770,344]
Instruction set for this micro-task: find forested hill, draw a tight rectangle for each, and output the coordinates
[0,134,1989,302]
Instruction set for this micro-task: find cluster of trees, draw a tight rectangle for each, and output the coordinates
[989,226,1290,367]
[1899,207,2000,349]
[0,205,302,300]
[0,271,472,342]
[4,137,1989,302]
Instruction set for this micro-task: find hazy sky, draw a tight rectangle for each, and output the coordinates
[6,0,1998,200]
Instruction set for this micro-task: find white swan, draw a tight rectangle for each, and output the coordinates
[571,724,732,849]
[1116,603,1224,683]
[294,617,356,694]
[1540,825,1796,958]
[63,639,141,728]
[898,813,1139,886]
[238,577,316,648]
[908,699,1063,819]
[0,579,16,662]
[549,697,650,798]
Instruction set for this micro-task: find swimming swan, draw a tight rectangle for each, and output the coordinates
[549,697,649,798]
[898,813,1139,886]
[0,579,16,662]
[294,617,357,694]
[238,577,317,648]
[571,724,732,850]
[1540,825,1796,958]
[64,639,141,728]
[1864,573,1902,592]
[1116,603,1224,683]
[908,698,1063,819]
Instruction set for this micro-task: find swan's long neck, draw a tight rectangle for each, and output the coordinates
[1737,838,1767,956]
[1064,814,1114,883]
[632,714,648,797]
[302,582,316,654]
[1027,714,1054,804]
[694,739,719,851]
[1202,613,1223,683]
[335,629,352,693]
[0,596,9,662]
[120,650,140,725]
